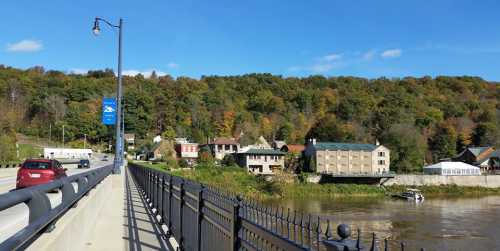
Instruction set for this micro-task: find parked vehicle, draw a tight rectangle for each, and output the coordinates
[77,159,90,169]
[16,159,67,189]
[102,155,109,161]
[392,188,425,202]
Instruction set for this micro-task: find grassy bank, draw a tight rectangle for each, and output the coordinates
[132,162,500,200]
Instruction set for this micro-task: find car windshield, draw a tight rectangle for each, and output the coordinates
[24,161,50,169]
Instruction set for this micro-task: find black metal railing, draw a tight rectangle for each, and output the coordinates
[0,165,113,250]
[129,163,425,251]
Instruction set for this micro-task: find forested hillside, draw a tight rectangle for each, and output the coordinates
[0,65,499,172]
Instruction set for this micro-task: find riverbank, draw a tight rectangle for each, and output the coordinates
[133,162,500,200]
[384,174,500,188]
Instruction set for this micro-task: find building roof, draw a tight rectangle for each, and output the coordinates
[273,140,287,149]
[211,137,238,145]
[468,147,493,157]
[282,144,305,153]
[124,133,135,140]
[424,161,480,170]
[255,136,272,149]
[240,148,285,155]
[314,142,379,151]
[477,149,500,163]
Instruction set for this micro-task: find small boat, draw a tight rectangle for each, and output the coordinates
[392,188,424,201]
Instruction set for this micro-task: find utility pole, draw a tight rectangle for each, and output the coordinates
[49,123,52,146]
[93,17,124,174]
[84,134,87,148]
[62,125,65,148]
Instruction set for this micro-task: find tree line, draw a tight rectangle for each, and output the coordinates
[0,65,499,172]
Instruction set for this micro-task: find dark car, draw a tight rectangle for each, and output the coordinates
[16,159,67,189]
[78,159,90,168]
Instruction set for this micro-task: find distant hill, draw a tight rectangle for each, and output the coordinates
[0,65,499,172]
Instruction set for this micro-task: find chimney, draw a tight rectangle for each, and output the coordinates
[376,139,380,146]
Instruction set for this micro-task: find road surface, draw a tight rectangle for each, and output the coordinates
[0,154,114,243]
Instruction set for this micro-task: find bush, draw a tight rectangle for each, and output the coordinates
[178,159,189,168]
[221,154,236,166]
[0,134,16,162]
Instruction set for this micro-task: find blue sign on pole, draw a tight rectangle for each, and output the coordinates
[102,97,117,125]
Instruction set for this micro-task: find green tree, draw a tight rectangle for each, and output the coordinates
[429,123,458,161]
[381,124,427,173]
[0,134,16,162]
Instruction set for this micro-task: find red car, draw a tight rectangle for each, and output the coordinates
[16,159,67,189]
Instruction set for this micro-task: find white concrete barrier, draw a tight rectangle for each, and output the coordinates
[27,172,124,251]
[384,174,500,188]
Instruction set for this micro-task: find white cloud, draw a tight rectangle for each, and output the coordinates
[310,63,335,73]
[6,40,43,52]
[69,68,88,75]
[362,50,377,60]
[322,53,342,62]
[123,69,167,78]
[381,49,402,58]
[167,62,179,69]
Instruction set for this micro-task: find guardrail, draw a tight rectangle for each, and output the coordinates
[0,163,22,168]
[129,163,425,251]
[0,165,113,250]
[0,160,81,168]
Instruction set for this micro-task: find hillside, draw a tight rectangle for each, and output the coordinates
[0,65,499,172]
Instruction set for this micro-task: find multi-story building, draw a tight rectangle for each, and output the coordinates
[175,142,199,165]
[236,149,285,175]
[207,138,240,160]
[304,140,390,175]
[124,133,135,150]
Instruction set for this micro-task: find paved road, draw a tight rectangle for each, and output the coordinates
[0,155,114,243]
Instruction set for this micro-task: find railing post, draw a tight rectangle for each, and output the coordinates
[196,185,203,251]
[178,180,184,250]
[153,172,157,209]
[159,173,165,224]
[167,175,173,236]
[230,196,241,251]
[26,190,51,224]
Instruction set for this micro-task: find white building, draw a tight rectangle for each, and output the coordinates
[236,149,285,175]
[423,162,481,176]
[43,148,93,159]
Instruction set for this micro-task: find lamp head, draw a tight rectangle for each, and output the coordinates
[92,18,100,36]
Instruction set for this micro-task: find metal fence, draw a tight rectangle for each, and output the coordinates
[0,165,113,250]
[129,163,425,251]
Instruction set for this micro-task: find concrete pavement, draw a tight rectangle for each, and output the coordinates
[0,161,177,250]
[123,167,171,251]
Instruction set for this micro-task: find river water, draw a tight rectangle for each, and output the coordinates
[264,195,500,250]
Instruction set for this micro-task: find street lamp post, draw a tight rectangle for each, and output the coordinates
[92,17,124,174]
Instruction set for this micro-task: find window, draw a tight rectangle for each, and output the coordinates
[24,161,50,169]
[378,152,385,157]
[225,145,230,151]
[378,160,385,165]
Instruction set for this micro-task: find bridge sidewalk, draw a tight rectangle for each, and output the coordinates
[123,167,170,251]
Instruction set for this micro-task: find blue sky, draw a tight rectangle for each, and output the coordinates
[1,0,500,80]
